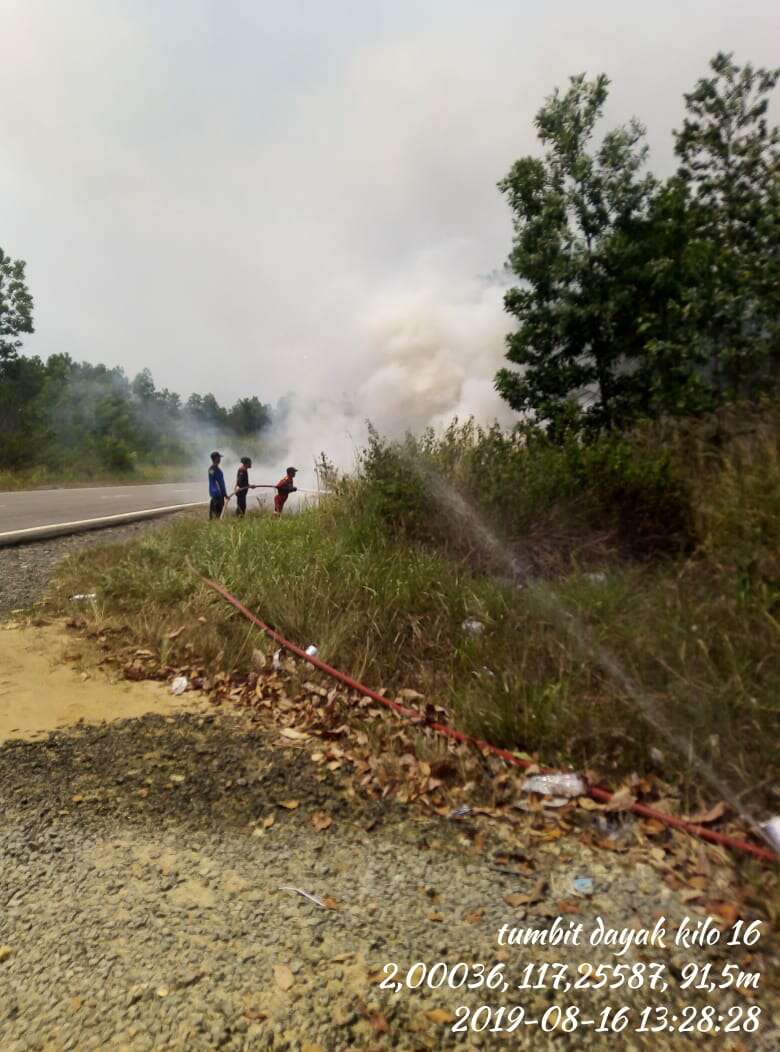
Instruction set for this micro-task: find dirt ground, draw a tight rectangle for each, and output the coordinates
[0,618,777,1051]
[0,622,209,741]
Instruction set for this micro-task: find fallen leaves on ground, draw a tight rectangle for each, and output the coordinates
[686,801,727,824]
[604,785,637,812]
[505,877,547,908]
[80,615,764,910]
[425,1009,455,1024]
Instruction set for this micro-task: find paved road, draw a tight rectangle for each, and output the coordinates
[0,483,207,534]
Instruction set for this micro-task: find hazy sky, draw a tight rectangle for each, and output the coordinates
[1,0,777,449]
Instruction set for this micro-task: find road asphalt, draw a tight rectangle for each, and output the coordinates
[0,483,206,535]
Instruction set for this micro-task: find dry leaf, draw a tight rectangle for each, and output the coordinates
[71,794,84,804]
[705,901,741,926]
[425,1009,455,1024]
[642,818,667,836]
[311,811,332,832]
[604,786,637,812]
[463,908,484,924]
[686,801,727,824]
[167,626,185,640]
[505,877,547,908]
[243,1010,268,1022]
[321,896,343,910]
[280,727,309,741]
[363,1007,389,1033]
[680,889,704,903]
[274,964,295,991]
[427,911,445,923]
[263,814,275,829]
[398,688,424,701]
[278,799,300,810]
[577,796,604,811]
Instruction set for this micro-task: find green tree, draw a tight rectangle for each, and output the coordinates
[131,367,157,403]
[0,247,34,363]
[0,354,48,467]
[227,396,271,435]
[673,52,779,400]
[496,74,658,436]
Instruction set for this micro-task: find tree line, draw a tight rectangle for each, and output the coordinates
[0,257,272,473]
[497,52,779,438]
[2,52,777,472]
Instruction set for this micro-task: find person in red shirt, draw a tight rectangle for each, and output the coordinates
[274,466,298,515]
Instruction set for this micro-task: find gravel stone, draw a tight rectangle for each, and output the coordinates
[0,711,776,1050]
[0,516,185,618]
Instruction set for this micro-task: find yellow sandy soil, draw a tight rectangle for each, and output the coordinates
[0,621,203,743]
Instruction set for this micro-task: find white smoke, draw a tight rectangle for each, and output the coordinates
[256,249,517,489]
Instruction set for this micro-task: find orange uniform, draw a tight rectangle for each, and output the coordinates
[274,473,296,514]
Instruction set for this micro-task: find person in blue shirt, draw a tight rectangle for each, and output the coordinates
[208,451,229,519]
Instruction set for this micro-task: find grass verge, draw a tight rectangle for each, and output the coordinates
[47,404,779,815]
[0,464,201,492]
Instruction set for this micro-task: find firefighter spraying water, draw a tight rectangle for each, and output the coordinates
[207,455,300,519]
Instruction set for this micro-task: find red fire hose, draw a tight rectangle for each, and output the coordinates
[197,572,777,865]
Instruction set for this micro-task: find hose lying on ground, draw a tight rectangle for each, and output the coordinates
[194,569,778,865]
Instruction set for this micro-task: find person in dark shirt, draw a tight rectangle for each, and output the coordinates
[234,456,255,517]
[208,451,229,519]
[273,466,297,516]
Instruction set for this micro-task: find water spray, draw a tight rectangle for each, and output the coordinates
[421,468,775,853]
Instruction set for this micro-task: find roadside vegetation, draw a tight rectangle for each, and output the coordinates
[50,401,780,811]
[0,336,275,486]
[0,463,203,492]
[13,50,780,814]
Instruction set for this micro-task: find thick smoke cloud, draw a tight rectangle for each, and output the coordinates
[1,1,777,487]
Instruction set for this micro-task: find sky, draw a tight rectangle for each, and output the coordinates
[1,0,777,467]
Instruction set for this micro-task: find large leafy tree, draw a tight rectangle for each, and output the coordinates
[0,247,34,363]
[227,396,271,435]
[496,74,658,436]
[673,52,779,400]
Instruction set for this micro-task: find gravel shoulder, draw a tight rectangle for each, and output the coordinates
[0,517,192,619]
[1,698,778,1050]
[0,529,777,1050]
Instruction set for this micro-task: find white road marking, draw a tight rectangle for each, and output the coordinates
[0,501,206,541]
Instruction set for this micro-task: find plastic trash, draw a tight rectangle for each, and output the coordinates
[272,648,283,670]
[573,876,595,896]
[70,593,97,601]
[462,618,485,637]
[761,816,780,853]
[170,676,188,696]
[522,773,587,798]
[448,805,473,820]
[279,885,327,908]
[305,644,319,657]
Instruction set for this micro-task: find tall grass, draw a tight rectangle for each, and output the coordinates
[49,402,780,808]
